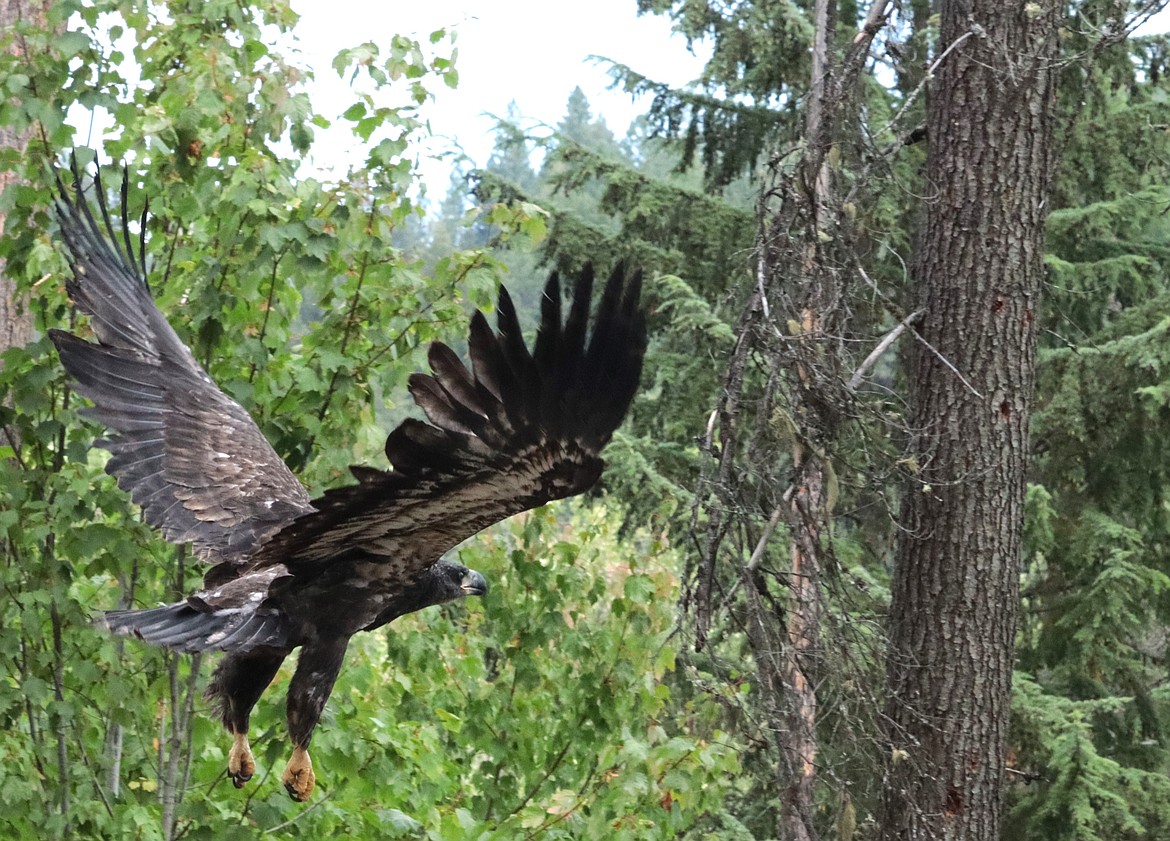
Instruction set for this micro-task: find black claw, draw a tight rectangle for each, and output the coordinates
[285,781,309,802]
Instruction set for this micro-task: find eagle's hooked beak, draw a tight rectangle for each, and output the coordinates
[461,569,489,597]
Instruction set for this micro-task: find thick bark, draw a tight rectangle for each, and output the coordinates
[0,0,47,358]
[879,2,1060,839]
[0,242,34,352]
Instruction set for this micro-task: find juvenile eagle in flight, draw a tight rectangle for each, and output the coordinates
[49,165,646,802]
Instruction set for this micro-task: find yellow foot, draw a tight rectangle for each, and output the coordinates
[281,747,315,802]
[228,731,255,789]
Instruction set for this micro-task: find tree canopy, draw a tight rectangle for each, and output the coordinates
[3,1,1170,839]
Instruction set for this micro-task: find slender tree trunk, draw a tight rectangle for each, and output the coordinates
[774,0,835,836]
[879,2,1060,839]
[779,454,824,841]
[0,0,47,357]
[159,547,200,841]
[49,599,70,833]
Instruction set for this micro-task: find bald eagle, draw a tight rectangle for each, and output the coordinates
[49,164,646,802]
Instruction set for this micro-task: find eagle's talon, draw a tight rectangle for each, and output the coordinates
[228,732,255,788]
[282,747,315,802]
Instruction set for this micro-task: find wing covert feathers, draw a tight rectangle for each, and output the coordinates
[260,265,647,575]
[49,162,313,563]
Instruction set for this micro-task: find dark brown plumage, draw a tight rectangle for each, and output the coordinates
[50,162,646,802]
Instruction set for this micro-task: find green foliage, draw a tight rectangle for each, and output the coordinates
[600,61,791,190]
[553,86,623,156]
[1045,187,1170,338]
[1011,29,1170,840]
[619,0,816,189]
[451,6,1170,839]
[486,103,540,194]
[467,106,752,531]
[1008,675,1170,840]
[459,8,905,834]
[7,0,1170,837]
[0,2,741,839]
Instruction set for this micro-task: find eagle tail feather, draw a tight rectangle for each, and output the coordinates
[100,602,290,653]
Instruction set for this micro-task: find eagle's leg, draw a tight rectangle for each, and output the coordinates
[282,637,350,802]
[206,650,287,788]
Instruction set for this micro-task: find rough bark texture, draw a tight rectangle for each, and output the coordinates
[775,0,835,837]
[879,2,1060,839]
[779,453,824,841]
[0,0,48,357]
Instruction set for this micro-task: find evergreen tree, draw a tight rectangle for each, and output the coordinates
[480,1,1170,838]
[554,85,621,154]
[1005,25,1170,839]
[879,1,1061,835]
[485,101,539,193]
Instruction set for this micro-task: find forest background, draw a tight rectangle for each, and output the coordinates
[2,1,1170,840]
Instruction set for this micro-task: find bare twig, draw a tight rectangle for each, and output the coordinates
[848,310,924,392]
[1068,0,1170,65]
[878,30,978,145]
[908,328,985,400]
[855,269,983,397]
[746,489,795,574]
[857,265,903,317]
[703,408,718,451]
[841,0,895,84]
[263,791,335,833]
[72,721,115,818]
[49,600,70,831]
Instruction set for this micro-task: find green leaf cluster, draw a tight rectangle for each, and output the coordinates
[0,1,736,838]
[442,5,1170,839]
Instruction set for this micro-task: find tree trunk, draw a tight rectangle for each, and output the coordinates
[0,0,47,360]
[775,1,835,837]
[879,2,1060,839]
[779,453,824,841]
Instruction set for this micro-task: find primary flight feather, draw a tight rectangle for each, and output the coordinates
[49,163,646,801]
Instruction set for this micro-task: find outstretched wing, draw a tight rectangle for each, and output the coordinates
[49,163,313,564]
[258,264,646,582]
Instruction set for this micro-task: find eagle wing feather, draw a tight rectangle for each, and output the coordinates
[49,163,314,564]
[258,266,646,581]
[51,162,646,590]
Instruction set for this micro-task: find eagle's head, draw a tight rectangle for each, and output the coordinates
[379,560,487,627]
[418,559,489,606]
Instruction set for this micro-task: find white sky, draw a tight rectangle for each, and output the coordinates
[281,1,1170,205]
[76,2,1170,204]
[284,0,711,202]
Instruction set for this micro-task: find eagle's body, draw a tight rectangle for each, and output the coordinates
[50,164,645,801]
